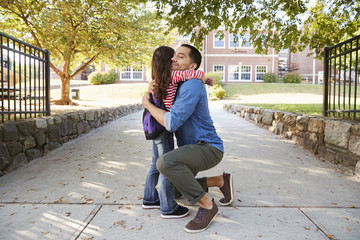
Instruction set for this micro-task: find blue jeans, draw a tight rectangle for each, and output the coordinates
[143,131,179,214]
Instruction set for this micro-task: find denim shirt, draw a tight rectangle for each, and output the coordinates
[164,79,224,152]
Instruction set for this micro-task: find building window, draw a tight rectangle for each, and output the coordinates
[241,34,251,48]
[256,65,267,81]
[229,34,240,48]
[228,65,239,80]
[120,65,143,80]
[241,65,252,80]
[214,34,225,48]
[213,65,225,81]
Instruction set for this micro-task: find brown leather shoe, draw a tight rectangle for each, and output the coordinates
[219,172,234,206]
[184,199,218,233]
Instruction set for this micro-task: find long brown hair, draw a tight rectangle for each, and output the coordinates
[152,46,174,100]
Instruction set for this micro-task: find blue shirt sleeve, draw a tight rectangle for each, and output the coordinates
[164,79,202,132]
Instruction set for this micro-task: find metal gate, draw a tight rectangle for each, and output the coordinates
[323,35,360,120]
[1,31,50,123]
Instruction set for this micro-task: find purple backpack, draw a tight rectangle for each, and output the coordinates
[142,93,166,140]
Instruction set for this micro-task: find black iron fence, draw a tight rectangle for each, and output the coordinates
[1,32,50,123]
[323,34,360,120]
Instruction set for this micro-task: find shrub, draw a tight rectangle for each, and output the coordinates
[88,70,118,85]
[263,72,278,83]
[209,85,226,100]
[283,72,302,83]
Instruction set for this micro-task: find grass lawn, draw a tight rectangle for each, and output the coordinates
[223,83,323,97]
[241,103,323,116]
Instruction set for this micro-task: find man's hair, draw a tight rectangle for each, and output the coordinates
[181,44,201,70]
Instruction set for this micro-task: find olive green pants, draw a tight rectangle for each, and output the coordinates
[157,141,223,204]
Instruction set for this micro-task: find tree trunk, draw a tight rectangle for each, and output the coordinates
[53,77,78,105]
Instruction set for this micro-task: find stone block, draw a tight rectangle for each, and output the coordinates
[34,130,46,146]
[254,114,262,124]
[77,122,85,135]
[2,122,18,142]
[24,136,36,150]
[356,161,360,176]
[0,125,3,142]
[262,110,274,125]
[68,113,80,123]
[35,118,47,129]
[351,124,360,135]
[303,132,319,154]
[60,119,73,136]
[25,149,42,161]
[245,113,251,120]
[274,111,284,121]
[0,143,11,169]
[324,120,351,148]
[349,135,360,157]
[48,141,61,150]
[274,122,284,135]
[283,113,297,128]
[53,116,62,124]
[6,153,27,172]
[48,125,61,140]
[296,115,309,132]
[6,142,23,157]
[16,120,35,136]
[308,117,325,133]
[318,146,337,164]
[336,152,358,167]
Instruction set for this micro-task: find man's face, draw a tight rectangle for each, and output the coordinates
[171,46,197,71]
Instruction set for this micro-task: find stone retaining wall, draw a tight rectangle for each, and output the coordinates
[0,104,142,175]
[224,104,360,176]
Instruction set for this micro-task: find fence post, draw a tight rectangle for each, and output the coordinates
[45,50,51,116]
[323,47,329,116]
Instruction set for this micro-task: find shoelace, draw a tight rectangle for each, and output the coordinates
[195,207,206,220]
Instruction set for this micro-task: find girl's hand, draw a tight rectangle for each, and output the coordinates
[204,77,215,86]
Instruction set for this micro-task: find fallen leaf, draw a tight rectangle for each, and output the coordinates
[137,226,143,230]
[331,203,337,205]
[344,217,349,221]
[126,207,131,209]
[350,205,355,208]
[54,196,64,203]
[347,227,351,232]
[105,196,110,199]
[258,235,262,237]
[304,227,310,230]
[66,212,71,217]
[42,232,49,235]
[237,199,243,202]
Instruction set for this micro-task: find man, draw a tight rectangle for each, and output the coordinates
[142,44,233,233]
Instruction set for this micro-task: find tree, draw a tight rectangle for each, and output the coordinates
[154,0,360,57]
[0,0,172,105]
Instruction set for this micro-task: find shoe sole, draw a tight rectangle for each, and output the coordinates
[218,173,234,206]
[184,211,218,233]
[160,209,190,219]
[142,204,161,209]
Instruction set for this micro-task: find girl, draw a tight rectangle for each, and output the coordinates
[142,46,212,218]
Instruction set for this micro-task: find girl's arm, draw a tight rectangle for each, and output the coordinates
[171,70,205,84]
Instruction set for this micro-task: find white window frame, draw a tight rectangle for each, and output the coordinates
[241,34,251,48]
[213,65,225,81]
[229,34,240,48]
[228,65,240,81]
[213,34,225,48]
[240,65,252,81]
[120,65,144,81]
[255,65,267,81]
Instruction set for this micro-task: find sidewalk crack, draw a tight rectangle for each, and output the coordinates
[70,204,103,240]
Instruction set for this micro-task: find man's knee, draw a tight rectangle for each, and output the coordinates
[156,154,169,174]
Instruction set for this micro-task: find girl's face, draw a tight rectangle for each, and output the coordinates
[171,46,197,71]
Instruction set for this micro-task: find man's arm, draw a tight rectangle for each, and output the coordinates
[142,93,166,126]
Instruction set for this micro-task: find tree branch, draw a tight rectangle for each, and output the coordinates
[70,53,100,79]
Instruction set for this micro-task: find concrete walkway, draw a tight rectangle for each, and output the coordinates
[0,102,359,240]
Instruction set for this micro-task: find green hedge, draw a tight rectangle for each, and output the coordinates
[263,73,278,83]
[283,72,302,84]
[88,70,118,85]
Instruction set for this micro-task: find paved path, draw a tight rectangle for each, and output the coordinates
[0,102,359,240]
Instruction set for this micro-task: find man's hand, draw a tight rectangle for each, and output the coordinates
[142,92,152,109]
